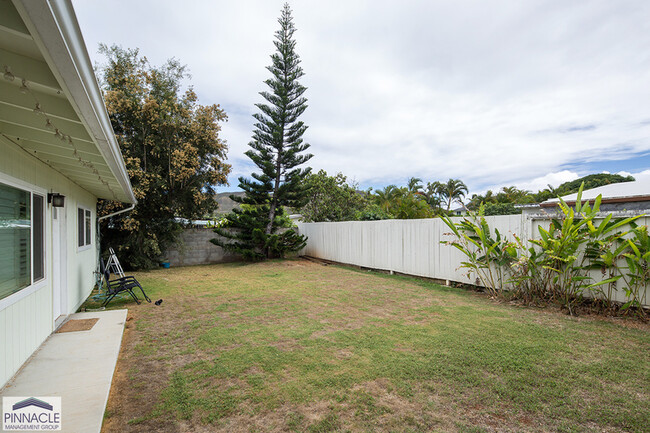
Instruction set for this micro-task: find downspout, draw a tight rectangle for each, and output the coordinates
[96,201,136,266]
[91,202,136,304]
[98,202,136,222]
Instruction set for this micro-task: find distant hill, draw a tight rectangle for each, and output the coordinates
[214,191,246,216]
[213,191,302,217]
[554,173,634,196]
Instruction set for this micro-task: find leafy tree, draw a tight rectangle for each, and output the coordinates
[213,3,312,259]
[532,186,555,203]
[301,170,369,222]
[482,202,521,216]
[370,184,435,219]
[392,193,435,219]
[98,45,230,269]
[497,186,534,204]
[468,190,495,210]
[436,179,469,211]
[354,203,393,221]
[423,182,443,209]
[407,177,423,193]
[467,173,635,215]
[374,185,400,213]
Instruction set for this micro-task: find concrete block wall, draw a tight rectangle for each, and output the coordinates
[164,228,238,266]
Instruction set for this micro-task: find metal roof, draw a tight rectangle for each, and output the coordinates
[541,178,650,206]
[0,0,135,203]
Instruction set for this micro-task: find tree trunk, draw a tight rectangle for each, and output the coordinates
[266,150,283,236]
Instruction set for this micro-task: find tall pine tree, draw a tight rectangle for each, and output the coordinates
[213,3,312,260]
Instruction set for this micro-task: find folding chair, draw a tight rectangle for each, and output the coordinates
[100,257,151,307]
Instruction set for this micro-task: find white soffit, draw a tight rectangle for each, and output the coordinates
[0,0,135,203]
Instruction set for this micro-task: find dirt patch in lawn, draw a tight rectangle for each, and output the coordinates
[96,259,650,433]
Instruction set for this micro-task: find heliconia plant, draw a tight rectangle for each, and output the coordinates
[441,204,518,298]
[618,223,650,316]
[442,183,646,317]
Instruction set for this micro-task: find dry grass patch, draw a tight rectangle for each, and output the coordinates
[84,259,650,433]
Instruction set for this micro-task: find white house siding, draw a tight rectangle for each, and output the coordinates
[0,142,98,388]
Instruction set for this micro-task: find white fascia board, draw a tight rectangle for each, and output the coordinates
[12,0,136,204]
[542,180,650,206]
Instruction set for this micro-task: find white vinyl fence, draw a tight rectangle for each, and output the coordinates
[297,215,650,307]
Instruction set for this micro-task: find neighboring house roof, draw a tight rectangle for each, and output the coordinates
[0,0,135,203]
[451,205,467,212]
[540,179,650,208]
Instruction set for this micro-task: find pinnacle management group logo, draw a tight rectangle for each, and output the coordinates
[3,396,62,431]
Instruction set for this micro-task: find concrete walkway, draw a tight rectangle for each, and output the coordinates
[1,309,127,433]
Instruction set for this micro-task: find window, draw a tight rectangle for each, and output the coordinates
[78,207,91,249]
[33,194,44,281]
[0,182,45,301]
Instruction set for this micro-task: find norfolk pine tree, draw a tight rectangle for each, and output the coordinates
[213,3,312,259]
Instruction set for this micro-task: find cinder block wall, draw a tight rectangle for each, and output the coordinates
[164,228,238,266]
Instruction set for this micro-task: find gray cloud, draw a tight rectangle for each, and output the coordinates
[73,0,650,193]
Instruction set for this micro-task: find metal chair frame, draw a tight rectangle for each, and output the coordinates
[100,257,151,307]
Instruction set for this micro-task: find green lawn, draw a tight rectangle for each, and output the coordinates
[87,259,650,433]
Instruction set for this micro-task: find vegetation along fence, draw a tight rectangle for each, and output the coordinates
[297,214,650,309]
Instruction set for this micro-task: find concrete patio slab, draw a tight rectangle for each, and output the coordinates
[1,309,128,433]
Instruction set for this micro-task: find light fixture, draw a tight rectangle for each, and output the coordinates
[54,128,62,140]
[45,119,54,130]
[33,103,44,115]
[47,193,65,207]
[19,79,28,93]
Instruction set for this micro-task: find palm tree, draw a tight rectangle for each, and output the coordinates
[407,177,423,193]
[437,179,469,211]
[499,186,533,204]
[374,185,399,212]
[393,193,434,219]
[424,181,443,209]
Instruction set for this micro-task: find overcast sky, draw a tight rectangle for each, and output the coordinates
[72,0,650,195]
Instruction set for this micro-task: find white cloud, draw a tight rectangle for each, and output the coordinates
[502,170,580,194]
[622,169,650,181]
[72,0,650,192]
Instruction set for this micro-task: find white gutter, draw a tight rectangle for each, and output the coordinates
[12,0,136,204]
[97,202,136,222]
[96,203,136,275]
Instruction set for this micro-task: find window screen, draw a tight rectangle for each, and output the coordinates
[85,209,91,246]
[0,182,31,300]
[78,207,91,248]
[32,194,44,281]
[78,207,85,247]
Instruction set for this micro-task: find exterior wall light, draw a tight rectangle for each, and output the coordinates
[48,193,65,207]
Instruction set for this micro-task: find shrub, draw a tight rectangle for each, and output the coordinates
[442,184,645,316]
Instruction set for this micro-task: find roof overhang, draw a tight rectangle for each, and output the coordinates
[540,180,650,209]
[540,195,650,208]
[0,0,135,203]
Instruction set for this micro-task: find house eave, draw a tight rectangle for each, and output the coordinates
[540,195,650,208]
[11,0,136,204]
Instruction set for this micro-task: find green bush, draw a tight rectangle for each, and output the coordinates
[442,183,645,317]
